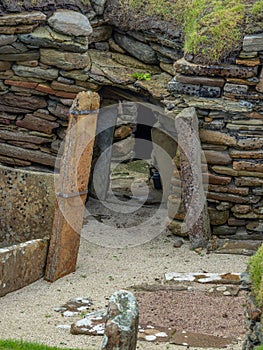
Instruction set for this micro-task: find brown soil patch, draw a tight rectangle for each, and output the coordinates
[135,289,247,339]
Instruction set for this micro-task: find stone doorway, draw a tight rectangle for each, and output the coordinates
[88,86,177,205]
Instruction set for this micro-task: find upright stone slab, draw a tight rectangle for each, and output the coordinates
[90,105,118,200]
[175,107,211,248]
[101,290,139,350]
[45,91,100,282]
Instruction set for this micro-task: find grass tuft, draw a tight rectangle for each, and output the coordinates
[0,339,82,350]
[114,0,262,63]
[248,244,263,308]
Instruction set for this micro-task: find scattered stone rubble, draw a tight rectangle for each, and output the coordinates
[68,274,246,348]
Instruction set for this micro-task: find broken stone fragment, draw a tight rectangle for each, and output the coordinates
[102,290,139,350]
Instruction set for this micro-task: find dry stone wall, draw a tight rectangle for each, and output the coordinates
[0,4,262,241]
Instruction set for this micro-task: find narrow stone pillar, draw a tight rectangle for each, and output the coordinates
[45,91,100,281]
[101,290,139,350]
[89,105,118,200]
[175,107,211,249]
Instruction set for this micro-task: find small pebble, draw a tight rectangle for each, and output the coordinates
[223,291,231,296]
[56,325,71,330]
[216,286,227,292]
[145,335,157,341]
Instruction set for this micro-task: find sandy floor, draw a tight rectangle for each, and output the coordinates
[0,225,248,350]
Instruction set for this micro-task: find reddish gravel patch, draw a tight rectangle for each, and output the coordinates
[135,289,247,338]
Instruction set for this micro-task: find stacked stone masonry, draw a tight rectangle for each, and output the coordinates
[0,3,262,241]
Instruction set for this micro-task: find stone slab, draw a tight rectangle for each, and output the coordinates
[204,150,232,165]
[19,26,89,53]
[0,164,55,247]
[165,272,240,284]
[16,114,59,134]
[243,33,263,52]
[40,49,90,71]
[0,239,48,297]
[114,32,158,64]
[176,74,225,87]
[216,240,262,255]
[0,142,56,167]
[174,57,258,78]
[0,11,46,26]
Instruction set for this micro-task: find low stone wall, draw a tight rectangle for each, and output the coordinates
[0,239,48,297]
[0,4,261,241]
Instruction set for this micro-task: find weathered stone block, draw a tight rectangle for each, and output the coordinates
[89,26,113,43]
[233,161,263,173]
[0,129,53,145]
[199,85,221,98]
[114,32,158,64]
[134,73,171,99]
[236,58,261,67]
[48,10,92,37]
[237,138,263,150]
[176,74,225,87]
[246,221,263,233]
[212,166,238,177]
[213,226,237,236]
[204,150,231,165]
[0,11,46,26]
[235,177,263,187]
[0,165,55,246]
[13,64,58,80]
[174,57,258,78]
[256,68,263,93]
[40,49,90,71]
[150,42,181,61]
[175,107,211,248]
[208,174,232,185]
[200,129,236,146]
[0,143,56,167]
[231,205,251,214]
[19,26,89,53]
[208,184,249,196]
[102,290,138,350]
[167,219,186,236]
[229,149,263,159]
[0,25,38,35]
[243,33,263,52]
[0,34,17,46]
[1,92,47,110]
[208,192,260,204]
[0,239,48,297]
[208,208,229,225]
[0,42,28,54]
[16,114,59,134]
[224,83,249,94]
[0,51,39,61]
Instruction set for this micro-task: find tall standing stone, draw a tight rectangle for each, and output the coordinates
[175,107,211,248]
[101,290,139,350]
[45,91,100,282]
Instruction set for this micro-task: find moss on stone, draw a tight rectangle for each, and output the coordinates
[249,244,263,308]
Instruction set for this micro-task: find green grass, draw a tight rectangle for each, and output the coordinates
[248,244,263,308]
[0,340,81,350]
[116,0,263,63]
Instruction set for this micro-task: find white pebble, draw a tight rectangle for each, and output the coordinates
[145,335,157,341]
